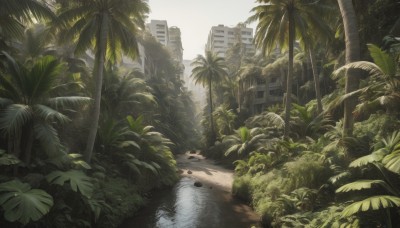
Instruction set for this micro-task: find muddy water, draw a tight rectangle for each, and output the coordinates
[120,177,260,228]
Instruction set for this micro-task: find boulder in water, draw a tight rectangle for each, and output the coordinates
[187,170,192,174]
[194,181,203,187]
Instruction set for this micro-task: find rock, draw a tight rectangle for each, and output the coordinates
[189,150,197,154]
[209,186,213,189]
[188,156,195,159]
[194,181,203,187]
[187,170,192,174]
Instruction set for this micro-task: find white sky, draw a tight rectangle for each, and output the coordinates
[147,0,256,60]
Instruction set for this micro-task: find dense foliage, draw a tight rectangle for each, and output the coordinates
[195,1,400,227]
[0,0,200,227]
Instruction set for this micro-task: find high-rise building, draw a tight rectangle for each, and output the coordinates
[147,20,169,46]
[205,24,255,57]
[168,26,184,62]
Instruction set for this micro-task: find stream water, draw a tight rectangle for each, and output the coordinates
[120,177,260,228]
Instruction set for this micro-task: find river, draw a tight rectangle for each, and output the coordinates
[120,153,260,228]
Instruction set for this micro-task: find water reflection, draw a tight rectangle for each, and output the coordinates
[121,177,259,228]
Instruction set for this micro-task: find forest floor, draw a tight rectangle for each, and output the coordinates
[176,151,261,227]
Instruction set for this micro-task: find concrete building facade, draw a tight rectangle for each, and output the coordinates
[206,24,255,57]
[147,20,169,46]
[168,26,184,62]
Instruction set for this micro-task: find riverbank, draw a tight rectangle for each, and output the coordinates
[120,151,261,228]
[176,151,261,227]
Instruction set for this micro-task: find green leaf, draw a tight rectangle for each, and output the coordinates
[46,170,93,197]
[0,150,21,166]
[349,149,386,168]
[336,180,389,193]
[342,195,400,217]
[367,44,396,76]
[382,147,400,174]
[0,180,53,225]
[119,140,141,150]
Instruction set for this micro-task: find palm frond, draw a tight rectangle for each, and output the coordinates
[367,44,397,76]
[332,61,383,80]
[33,104,70,124]
[0,104,32,135]
[341,195,400,217]
[47,96,92,109]
[336,180,390,193]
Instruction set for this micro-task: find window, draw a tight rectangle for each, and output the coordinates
[257,78,266,85]
[270,77,278,83]
[255,104,263,114]
[215,30,224,33]
[157,31,165,34]
[228,31,234,35]
[156,24,165,29]
[256,91,264,98]
[270,89,283,96]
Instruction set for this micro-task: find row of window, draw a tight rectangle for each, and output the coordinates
[255,89,283,98]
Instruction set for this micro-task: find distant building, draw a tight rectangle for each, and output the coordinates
[183,59,206,111]
[121,42,146,73]
[147,20,169,46]
[252,75,283,114]
[168,26,184,62]
[206,24,255,57]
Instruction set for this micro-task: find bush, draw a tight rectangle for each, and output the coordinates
[232,175,252,202]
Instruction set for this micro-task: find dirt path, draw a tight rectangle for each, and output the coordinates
[176,152,261,227]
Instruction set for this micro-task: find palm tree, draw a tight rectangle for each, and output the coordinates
[333,44,400,116]
[191,50,228,143]
[0,53,90,165]
[248,0,333,137]
[0,0,54,50]
[223,127,268,157]
[56,0,149,162]
[337,0,361,137]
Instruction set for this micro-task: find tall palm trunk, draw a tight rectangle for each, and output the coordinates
[284,6,295,138]
[84,14,109,162]
[337,0,360,137]
[309,48,323,114]
[208,76,215,142]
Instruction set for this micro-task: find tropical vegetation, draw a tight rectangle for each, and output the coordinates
[0,0,400,227]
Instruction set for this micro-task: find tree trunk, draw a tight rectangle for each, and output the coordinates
[337,0,361,137]
[309,48,323,114]
[284,7,295,138]
[84,14,109,162]
[23,122,34,165]
[208,76,215,143]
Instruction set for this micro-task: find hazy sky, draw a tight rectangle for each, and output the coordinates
[147,0,256,60]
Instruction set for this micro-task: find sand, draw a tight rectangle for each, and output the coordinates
[176,152,234,192]
[176,151,261,227]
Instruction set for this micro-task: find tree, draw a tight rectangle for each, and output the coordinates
[56,0,149,162]
[249,0,331,137]
[337,0,361,137]
[0,53,90,165]
[0,0,54,51]
[333,44,400,116]
[191,50,228,144]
